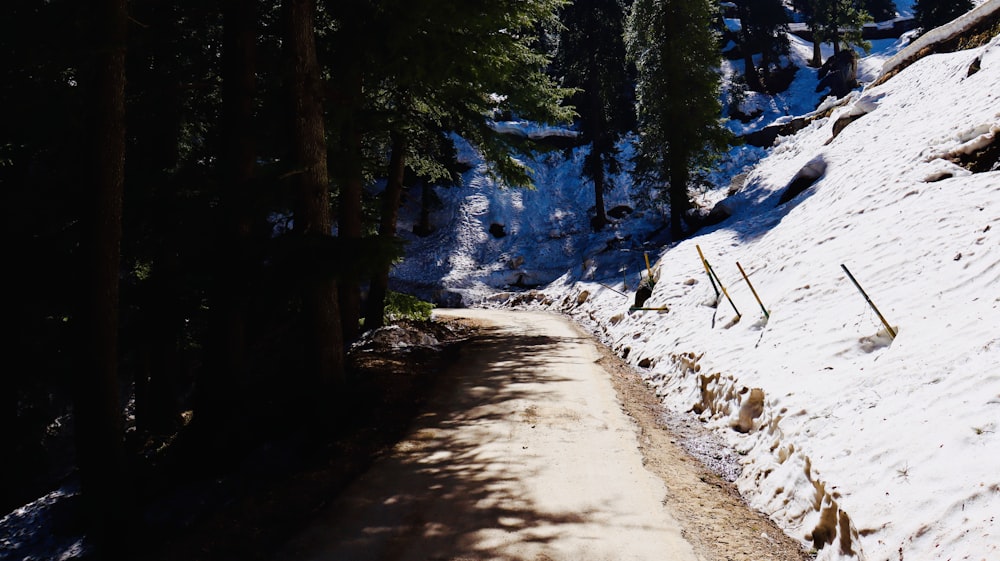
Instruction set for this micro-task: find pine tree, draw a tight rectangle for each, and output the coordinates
[74,0,132,553]
[324,0,368,343]
[626,0,730,239]
[799,0,872,65]
[822,0,872,55]
[332,0,574,328]
[864,0,896,22]
[735,0,791,90]
[283,0,345,407]
[914,0,974,31]
[553,0,636,231]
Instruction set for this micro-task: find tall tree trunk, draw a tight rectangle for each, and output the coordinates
[415,180,434,236]
[338,66,364,342]
[365,133,407,331]
[831,2,842,54]
[811,34,823,66]
[737,1,764,90]
[668,145,691,241]
[586,73,609,232]
[587,146,609,232]
[284,0,345,406]
[201,0,258,432]
[74,0,131,555]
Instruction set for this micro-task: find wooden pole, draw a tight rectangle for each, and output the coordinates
[695,245,720,298]
[600,283,629,297]
[841,264,896,339]
[706,259,741,319]
[737,262,769,319]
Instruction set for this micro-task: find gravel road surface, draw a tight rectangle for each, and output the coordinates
[275,309,809,561]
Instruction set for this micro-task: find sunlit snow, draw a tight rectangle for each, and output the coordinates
[396,4,1000,559]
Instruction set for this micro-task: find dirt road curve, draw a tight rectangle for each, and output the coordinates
[275,309,809,561]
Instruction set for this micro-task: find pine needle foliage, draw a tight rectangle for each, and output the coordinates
[625,0,731,239]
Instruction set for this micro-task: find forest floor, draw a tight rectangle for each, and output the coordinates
[127,313,809,561]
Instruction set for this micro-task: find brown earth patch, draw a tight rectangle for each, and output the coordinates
[591,337,811,561]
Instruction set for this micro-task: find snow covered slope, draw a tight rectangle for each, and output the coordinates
[395,11,1000,561]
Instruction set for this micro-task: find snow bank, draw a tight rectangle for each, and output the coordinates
[880,0,1000,78]
[411,21,1000,561]
[525,33,1000,561]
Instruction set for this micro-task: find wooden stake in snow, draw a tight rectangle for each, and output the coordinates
[697,246,740,319]
[696,245,721,299]
[600,283,629,297]
[841,264,897,339]
[737,262,769,319]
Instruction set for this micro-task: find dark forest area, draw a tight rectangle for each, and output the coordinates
[1,0,574,558]
[2,0,922,557]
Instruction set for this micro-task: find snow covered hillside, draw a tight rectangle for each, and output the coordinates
[395,3,1000,560]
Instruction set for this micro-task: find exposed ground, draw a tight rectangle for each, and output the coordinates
[590,327,811,561]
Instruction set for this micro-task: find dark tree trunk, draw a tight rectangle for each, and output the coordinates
[365,133,407,331]
[415,180,434,236]
[811,26,823,67]
[74,0,131,555]
[668,144,691,241]
[338,67,364,342]
[831,2,842,54]
[200,0,258,432]
[593,163,608,230]
[586,72,610,232]
[737,1,764,90]
[284,0,345,404]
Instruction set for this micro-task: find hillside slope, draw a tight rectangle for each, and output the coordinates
[394,8,1000,561]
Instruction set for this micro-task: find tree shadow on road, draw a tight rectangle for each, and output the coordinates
[275,324,640,561]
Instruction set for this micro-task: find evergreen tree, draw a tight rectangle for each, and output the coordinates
[74,0,132,553]
[283,0,345,408]
[324,0,369,343]
[799,0,872,65]
[735,0,791,91]
[821,0,872,56]
[421,0,576,186]
[864,0,896,22]
[326,0,573,328]
[553,0,636,231]
[626,0,730,239]
[791,0,825,65]
[914,0,974,31]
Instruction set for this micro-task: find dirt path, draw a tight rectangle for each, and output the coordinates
[274,309,809,561]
